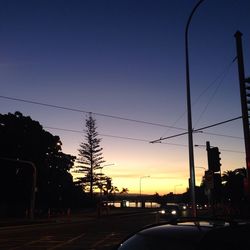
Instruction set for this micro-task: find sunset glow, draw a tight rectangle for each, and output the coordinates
[0,0,249,196]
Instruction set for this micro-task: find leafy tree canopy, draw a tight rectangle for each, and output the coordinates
[0,112,76,212]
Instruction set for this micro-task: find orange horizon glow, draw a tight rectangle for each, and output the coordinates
[71,164,207,196]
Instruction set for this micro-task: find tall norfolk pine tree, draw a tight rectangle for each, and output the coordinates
[77,114,105,198]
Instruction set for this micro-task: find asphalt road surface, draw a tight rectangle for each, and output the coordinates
[0,210,159,250]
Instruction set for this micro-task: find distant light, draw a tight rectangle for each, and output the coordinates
[171,210,177,215]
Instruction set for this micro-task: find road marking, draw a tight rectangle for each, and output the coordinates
[47,233,86,249]
[9,238,45,250]
[91,232,116,248]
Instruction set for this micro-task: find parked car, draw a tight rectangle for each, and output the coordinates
[116,218,250,250]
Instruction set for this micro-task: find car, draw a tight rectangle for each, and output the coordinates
[116,218,250,250]
[158,204,180,218]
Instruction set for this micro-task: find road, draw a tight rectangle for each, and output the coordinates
[0,210,159,250]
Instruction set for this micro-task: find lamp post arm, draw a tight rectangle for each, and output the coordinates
[185,0,205,37]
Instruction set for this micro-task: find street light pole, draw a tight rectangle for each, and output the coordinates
[0,157,37,220]
[185,0,205,217]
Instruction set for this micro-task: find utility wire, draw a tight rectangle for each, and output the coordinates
[0,95,243,141]
[0,95,187,131]
[201,131,243,140]
[194,146,243,154]
[193,57,237,127]
[45,126,149,142]
[195,116,242,131]
[44,125,187,147]
[150,130,202,143]
[160,57,237,138]
[150,116,242,143]
[47,126,243,154]
[45,125,244,153]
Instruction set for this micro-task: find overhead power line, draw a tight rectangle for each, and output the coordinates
[194,116,242,131]
[44,125,187,147]
[160,57,237,139]
[194,56,237,127]
[45,125,244,153]
[0,95,243,142]
[45,126,149,142]
[194,145,243,154]
[0,95,186,131]
[201,131,243,140]
[150,116,242,143]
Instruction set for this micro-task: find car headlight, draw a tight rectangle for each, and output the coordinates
[171,210,177,215]
[160,210,165,214]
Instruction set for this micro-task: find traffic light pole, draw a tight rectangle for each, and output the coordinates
[234,31,250,196]
[206,141,211,156]
[206,141,213,209]
[206,141,222,211]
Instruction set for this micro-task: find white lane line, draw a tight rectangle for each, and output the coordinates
[9,238,45,250]
[48,233,86,249]
[91,232,116,248]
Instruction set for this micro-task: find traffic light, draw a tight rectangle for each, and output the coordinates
[207,147,221,172]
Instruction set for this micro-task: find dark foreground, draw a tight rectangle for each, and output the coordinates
[0,208,159,250]
[0,206,249,250]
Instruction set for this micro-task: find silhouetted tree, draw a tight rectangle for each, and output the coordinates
[104,177,119,204]
[0,112,75,216]
[120,188,129,194]
[222,168,246,206]
[76,114,105,199]
[153,192,163,205]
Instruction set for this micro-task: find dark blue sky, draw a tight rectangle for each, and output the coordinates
[0,0,249,193]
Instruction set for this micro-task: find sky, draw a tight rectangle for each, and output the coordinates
[0,0,249,195]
